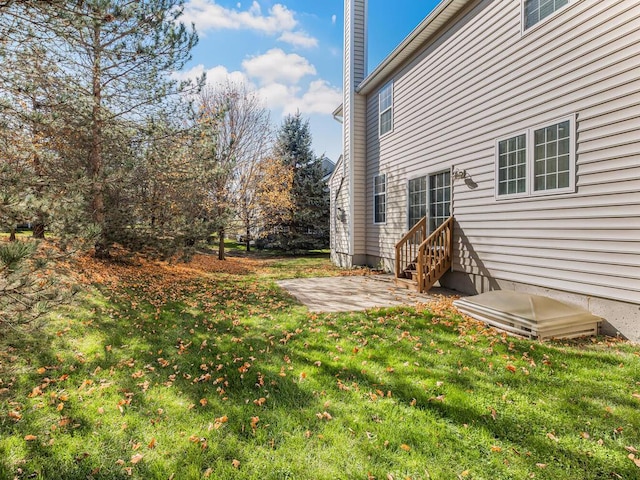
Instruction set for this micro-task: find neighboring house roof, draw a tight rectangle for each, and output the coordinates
[321,156,336,182]
[328,154,343,183]
[332,103,343,120]
[358,0,470,95]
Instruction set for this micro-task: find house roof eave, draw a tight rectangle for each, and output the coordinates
[357,0,471,96]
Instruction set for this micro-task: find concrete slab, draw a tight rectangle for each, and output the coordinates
[277,274,457,312]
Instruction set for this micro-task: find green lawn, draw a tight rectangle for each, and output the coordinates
[1,252,639,479]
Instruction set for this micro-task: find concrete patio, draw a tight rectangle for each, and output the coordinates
[277,274,457,312]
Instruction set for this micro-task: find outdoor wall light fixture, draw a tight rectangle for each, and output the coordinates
[452,168,467,180]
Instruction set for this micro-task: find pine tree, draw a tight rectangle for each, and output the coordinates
[270,112,329,251]
[1,0,199,257]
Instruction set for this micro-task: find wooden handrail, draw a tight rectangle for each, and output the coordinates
[415,216,454,292]
[395,217,426,281]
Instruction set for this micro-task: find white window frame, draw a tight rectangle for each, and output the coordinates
[495,115,576,200]
[406,175,427,230]
[373,173,386,224]
[495,130,528,200]
[521,0,575,35]
[378,81,394,137]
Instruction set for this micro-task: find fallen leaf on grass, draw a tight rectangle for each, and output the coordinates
[232,459,241,469]
[625,446,638,453]
[547,432,559,442]
[628,454,640,468]
[130,454,143,464]
[536,463,547,468]
[250,416,260,429]
[506,364,517,373]
[490,445,502,452]
[147,438,156,449]
[24,435,37,441]
[8,410,22,421]
[400,444,411,451]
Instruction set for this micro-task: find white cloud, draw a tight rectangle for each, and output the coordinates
[173,64,251,89]
[278,30,318,48]
[256,83,299,110]
[182,0,317,48]
[284,79,342,116]
[242,48,316,85]
[331,14,337,25]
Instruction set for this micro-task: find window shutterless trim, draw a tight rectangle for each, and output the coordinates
[495,115,576,200]
[373,173,386,224]
[528,115,576,197]
[521,0,575,36]
[378,81,394,137]
[495,130,529,200]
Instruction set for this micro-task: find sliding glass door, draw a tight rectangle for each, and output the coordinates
[407,170,451,232]
[428,170,451,232]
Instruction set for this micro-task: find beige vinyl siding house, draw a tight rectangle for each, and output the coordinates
[332,0,640,341]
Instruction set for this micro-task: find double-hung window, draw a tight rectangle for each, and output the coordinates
[373,174,386,224]
[523,0,570,30]
[496,117,575,199]
[378,81,393,137]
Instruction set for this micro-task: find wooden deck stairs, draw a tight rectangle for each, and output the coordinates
[395,216,453,293]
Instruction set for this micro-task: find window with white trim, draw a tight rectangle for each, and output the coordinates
[496,117,575,199]
[407,176,427,229]
[524,0,569,30]
[373,174,386,224]
[378,81,393,136]
[533,120,571,192]
[497,133,527,196]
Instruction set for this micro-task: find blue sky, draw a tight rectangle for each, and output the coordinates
[178,0,440,162]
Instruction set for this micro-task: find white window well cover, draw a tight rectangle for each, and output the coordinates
[454,291,601,340]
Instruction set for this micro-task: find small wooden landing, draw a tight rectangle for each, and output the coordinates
[394,277,420,291]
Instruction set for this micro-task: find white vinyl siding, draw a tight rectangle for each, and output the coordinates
[373,174,386,224]
[524,0,570,30]
[342,0,367,259]
[361,0,640,307]
[378,81,393,136]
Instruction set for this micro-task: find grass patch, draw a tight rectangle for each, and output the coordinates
[1,252,639,479]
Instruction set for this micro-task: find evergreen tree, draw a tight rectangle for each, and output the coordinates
[0,0,200,257]
[269,112,329,251]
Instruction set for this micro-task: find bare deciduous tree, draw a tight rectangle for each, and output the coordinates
[198,81,273,258]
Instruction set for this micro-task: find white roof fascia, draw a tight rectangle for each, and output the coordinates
[357,0,470,96]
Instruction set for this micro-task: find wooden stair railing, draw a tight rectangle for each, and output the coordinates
[395,217,427,283]
[395,216,454,293]
[416,216,453,292]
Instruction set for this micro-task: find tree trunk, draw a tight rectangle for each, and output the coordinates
[245,224,250,252]
[90,19,107,258]
[9,229,16,242]
[32,222,45,239]
[218,227,225,260]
